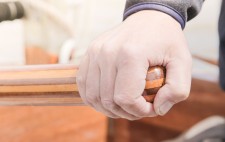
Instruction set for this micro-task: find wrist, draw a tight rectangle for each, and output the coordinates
[124,10,182,30]
[123,2,186,29]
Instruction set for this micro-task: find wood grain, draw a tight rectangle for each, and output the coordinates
[112,78,225,142]
[0,47,107,142]
[0,64,165,105]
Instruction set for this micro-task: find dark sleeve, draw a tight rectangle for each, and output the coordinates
[124,0,204,29]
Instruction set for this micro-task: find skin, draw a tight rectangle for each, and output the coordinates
[76,10,192,120]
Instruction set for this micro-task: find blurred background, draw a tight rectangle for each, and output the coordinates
[0,0,225,142]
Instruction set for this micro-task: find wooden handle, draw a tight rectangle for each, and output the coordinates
[0,64,165,106]
[144,66,166,102]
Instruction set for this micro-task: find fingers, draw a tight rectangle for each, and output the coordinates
[154,57,192,116]
[114,62,158,117]
[99,55,140,120]
[86,48,119,118]
[77,48,191,119]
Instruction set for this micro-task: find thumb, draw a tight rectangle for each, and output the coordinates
[153,58,192,116]
[153,85,176,116]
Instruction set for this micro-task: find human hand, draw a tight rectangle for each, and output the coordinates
[76,10,192,120]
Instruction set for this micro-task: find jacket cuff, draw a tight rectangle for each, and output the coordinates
[123,2,186,29]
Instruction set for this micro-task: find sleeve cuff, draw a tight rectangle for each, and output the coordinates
[123,2,186,29]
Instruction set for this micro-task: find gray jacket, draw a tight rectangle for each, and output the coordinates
[124,0,204,29]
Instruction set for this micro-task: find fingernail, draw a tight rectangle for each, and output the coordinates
[157,101,174,116]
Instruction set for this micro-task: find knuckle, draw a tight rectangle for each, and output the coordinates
[88,42,101,55]
[116,45,140,67]
[114,96,124,106]
[114,95,134,107]
[102,100,117,111]
[86,94,99,103]
[101,43,115,55]
[171,85,190,101]
[97,43,115,63]
[121,46,138,59]
[179,90,190,101]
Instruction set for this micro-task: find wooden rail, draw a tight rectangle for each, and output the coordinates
[0,64,165,106]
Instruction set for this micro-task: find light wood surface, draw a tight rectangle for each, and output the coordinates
[0,64,165,105]
[0,48,108,142]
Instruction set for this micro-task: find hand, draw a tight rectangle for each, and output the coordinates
[76,10,192,120]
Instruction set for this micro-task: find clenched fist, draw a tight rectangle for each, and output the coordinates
[76,10,192,120]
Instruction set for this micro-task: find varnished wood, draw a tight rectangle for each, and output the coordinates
[0,64,165,105]
[0,48,107,142]
[112,78,225,142]
[143,66,166,102]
